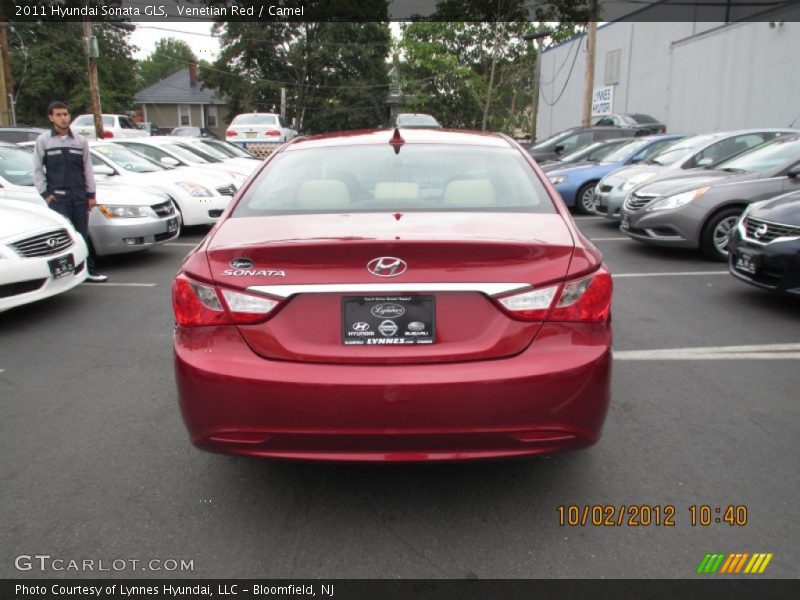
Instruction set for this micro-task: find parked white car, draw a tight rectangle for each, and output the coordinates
[89,142,235,226]
[71,114,150,140]
[110,137,251,186]
[0,200,88,312]
[226,113,297,148]
[5,143,181,255]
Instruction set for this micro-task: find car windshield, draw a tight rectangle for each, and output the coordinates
[232,115,278,126]
[647,134,717,166]
[93,144,164,173]
[559,140,628,163]
[599,139,654,163]
[0,146,35,185]
[162,142,217,164]
[715,138,800,174]
[396,114,440,127]
[531,130,571,150]
[73,115,114,128]
[175,142,225,161]
[234,145,555,216]
[202,140,254,158]
[630,114,659,124]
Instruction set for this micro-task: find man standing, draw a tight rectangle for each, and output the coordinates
[33,101,108,282]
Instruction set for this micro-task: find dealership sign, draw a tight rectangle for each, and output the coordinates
[591,86,614,116]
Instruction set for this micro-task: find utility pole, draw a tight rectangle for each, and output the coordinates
[83,18,104,139]
[582,0,598,126]
[482,22,503,132]
[0,3,11,126]
[523,30,549,142]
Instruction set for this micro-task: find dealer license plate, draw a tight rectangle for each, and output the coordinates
[734,249,758,275]
[342,295,435,346]
[621,214,631,230]
[48,254,75,279]
[167,217,179,233]
[246,131,257,139]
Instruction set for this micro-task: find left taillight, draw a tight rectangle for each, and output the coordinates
[494,268,612,323]
[172,273,280,326]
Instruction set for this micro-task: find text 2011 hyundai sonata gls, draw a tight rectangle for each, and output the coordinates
[172,129,612,462]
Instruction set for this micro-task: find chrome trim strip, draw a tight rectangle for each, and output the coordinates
[247,282,531,299]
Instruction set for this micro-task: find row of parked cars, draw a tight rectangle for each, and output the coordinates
[0,134,263,312]
[535,126,800,295]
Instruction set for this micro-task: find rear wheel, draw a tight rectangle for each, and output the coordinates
[701,207,742,262]
[575,182,598,215]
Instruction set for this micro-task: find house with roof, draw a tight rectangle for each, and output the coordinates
[134,63,228,138]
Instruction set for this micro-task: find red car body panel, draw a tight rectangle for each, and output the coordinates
[173,129,612,462]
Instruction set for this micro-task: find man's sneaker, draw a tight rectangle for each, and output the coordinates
[86,273,109,283]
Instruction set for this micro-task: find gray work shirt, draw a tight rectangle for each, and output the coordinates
[33,128,96,201]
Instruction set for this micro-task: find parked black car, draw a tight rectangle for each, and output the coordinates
[0,127,46,143]
[527,126,639,162]
[594,113,666,135]
[729,190,800,295]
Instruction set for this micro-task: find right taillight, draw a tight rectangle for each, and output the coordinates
[172,273,280,326]
[226,130,238,137]
[495,268,612,323]
[265,130,281,137]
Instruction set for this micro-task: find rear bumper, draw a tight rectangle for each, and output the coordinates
[174,322,612,462]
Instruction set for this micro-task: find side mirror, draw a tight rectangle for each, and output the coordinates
[696,157,715,168]
[554,144,565,154]
[160,156,181,167]
[93,165,115,176]
[787,164,800,178]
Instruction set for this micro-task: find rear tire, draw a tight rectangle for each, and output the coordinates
[701,207,742,262]
[574,182,598,215]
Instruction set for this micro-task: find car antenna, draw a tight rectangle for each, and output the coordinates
[390,128,405,154]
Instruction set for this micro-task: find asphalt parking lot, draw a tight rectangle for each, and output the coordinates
[1,216,798,579]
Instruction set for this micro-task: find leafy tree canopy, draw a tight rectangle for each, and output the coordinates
[138,38,198,90]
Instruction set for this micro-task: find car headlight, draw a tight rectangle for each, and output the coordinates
[96,204,150,219]
[548,175,566,185]
[621,172,658,191]
[176,182,213,197]
[647,187,710,212]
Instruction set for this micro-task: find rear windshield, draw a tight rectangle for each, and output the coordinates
[630,114,659,124]
[72,115,114,128]
[396,114,440,127]
[232,114,278,126]
[233,145,555,216]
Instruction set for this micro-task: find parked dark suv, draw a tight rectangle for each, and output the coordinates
[594,113,666,135]
[527,126,639,163]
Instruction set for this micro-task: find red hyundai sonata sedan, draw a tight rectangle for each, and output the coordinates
[173,128,612,462]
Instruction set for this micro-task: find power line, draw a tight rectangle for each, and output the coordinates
[540,35,582,107]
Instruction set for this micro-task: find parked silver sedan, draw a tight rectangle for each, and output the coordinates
[620,136,800,261]
[594,129,797,221]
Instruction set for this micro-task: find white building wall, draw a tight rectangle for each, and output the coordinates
[536,12,800,140]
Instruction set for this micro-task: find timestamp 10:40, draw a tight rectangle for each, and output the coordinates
[690,504,748,526]
[555,505,748,527]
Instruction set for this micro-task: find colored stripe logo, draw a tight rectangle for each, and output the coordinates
[697,553,773,574]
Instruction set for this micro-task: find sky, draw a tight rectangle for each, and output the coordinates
[130,22,222,61]
[129,22,405,62]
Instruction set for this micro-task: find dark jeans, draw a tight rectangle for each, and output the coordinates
[48,194,96,275]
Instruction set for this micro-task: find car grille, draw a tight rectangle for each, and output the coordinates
[0,278,47,299]
[624,192,657,211]
[151,200,175,217]
[216,184,237,197]
[744,217,800,244]
[599,184,613,193]
[11,229,74,258]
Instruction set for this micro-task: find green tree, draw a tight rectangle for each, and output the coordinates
[138,38,198,89]
[203,19,391,133]
[8,22,138,125]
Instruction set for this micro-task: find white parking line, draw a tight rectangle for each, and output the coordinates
[613,271,728,279]
[615,343,800,361]
[85,283,157,287]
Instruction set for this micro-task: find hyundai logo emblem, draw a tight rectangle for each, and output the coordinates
[230,257,253,269]
[753,224,768,239]
[367,257,407,277]
[46,238,58,248]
